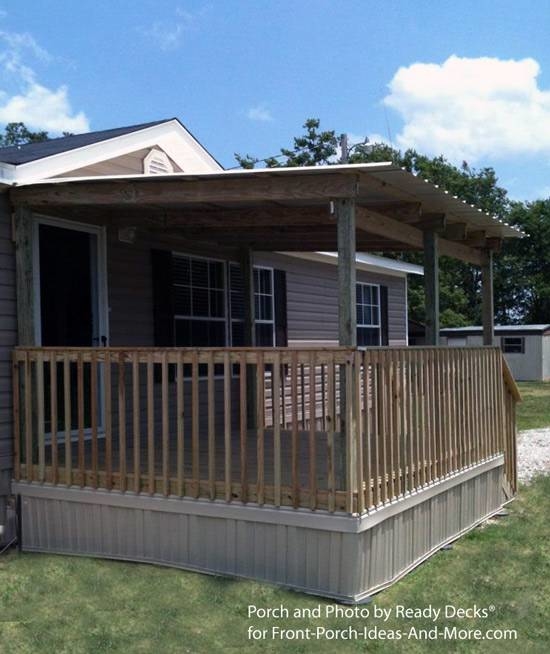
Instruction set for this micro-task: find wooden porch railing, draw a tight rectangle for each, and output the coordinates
[12,346,519,514]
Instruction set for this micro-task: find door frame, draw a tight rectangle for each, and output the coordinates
[32,213,110,346]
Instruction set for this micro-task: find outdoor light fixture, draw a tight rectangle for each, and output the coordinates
[118,226,137,244]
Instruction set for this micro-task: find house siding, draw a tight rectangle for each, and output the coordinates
[0,194,16,526]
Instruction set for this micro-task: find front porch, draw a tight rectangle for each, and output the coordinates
[8,164,522,601]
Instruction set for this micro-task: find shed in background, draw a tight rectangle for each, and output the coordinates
[441,325,550,381]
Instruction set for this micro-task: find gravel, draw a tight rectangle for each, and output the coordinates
[517,428,550,483]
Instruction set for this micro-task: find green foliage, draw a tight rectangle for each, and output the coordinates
[235,118,338,169]
[0,122,49,146]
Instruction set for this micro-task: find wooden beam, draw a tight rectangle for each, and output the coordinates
[14,207,36,345]
[464,230,487,248]
[481,251,494,346]
[423,230,440,346]
[416,213,446,232]
[336,199,357,346]
[443,222,467,240]
[9,173,360,207]
[356,206,483,265]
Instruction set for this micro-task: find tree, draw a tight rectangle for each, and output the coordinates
[234,119,550,327]
[235,119,338,168]
[0,122,49,147]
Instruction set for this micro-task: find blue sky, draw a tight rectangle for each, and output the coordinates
[2,1,550,201]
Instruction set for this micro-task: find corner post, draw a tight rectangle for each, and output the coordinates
[481,250,494,346]
[14,206,36,346]
[336,199,357,504]
[423,229,440,346]
[336,199,357,347]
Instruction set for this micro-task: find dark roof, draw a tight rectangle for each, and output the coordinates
[0,119,175,165]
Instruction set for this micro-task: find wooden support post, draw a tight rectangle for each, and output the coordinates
[336,199,357,496]
[423,229,440,346]
[239,247,257,428]
[14,207,35,346]
[336,199,357,347]
[481,250,494,346]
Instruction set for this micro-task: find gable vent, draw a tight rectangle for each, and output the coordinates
[143,149,174,175]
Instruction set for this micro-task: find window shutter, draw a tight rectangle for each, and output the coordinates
[274,269,288,346]
[151,249,175,346]
[380,286,389,346]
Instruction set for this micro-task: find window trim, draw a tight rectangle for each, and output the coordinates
[356,281,381,347]
[228,262,276,347]
[172,251,228,347]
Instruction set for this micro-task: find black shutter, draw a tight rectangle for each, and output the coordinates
[151,249,175,346]
[380,286,389,346]
[274,269,288,346]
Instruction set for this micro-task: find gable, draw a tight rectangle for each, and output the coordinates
[2,118,222,184]
[56,147,182,178]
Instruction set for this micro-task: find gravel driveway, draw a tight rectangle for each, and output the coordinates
[517,428,550,483]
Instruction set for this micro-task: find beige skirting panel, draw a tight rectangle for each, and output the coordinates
[14,456,507,603]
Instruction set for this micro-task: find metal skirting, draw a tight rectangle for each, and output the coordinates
[14,459,508,603]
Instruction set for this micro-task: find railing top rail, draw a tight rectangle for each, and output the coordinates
[501,355,522,403]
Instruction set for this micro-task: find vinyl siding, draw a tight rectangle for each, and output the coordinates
[0,194,16,476]
[254,252,408,346]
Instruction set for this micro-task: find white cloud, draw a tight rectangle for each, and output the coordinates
[0,25,89,134]
[140,7,205,51]
[384,55,550,162]
[247,104,273,122]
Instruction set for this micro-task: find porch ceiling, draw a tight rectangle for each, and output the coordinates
[9,163,524,263]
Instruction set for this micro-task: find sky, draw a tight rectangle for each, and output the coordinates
[2,1,550,201]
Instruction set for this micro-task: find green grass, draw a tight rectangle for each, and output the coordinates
[516,382,550,431]
[1,476,550,653]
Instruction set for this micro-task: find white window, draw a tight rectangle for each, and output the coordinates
[172,254,226,347]
[228,264,275,346]
[143,149,174,175]
[356,283,381,346]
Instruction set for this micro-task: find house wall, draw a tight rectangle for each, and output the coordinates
[0,194,16,530]
[254,253,408,346]
[441,333,543,381]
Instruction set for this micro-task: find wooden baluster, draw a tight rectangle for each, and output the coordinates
[207,351,216,500]
[273,351,281,508]
[77,352,85,488]
[49,354,58,485]
[224,351,232,503]
[36,351,45,483]
[239,352,248,503]
[161,351,169,496]
[291,351,300,508]
[132,352,140,494]
[191,351,199,498]
[256,351,265,506]
[176,351,184,497]
[354,351,365,514]
[309,352,317,510]
[63,353,71,487]
[147,352,154,495]
[117,352,126,492]
[90,351,98,489]
[327,355,336,512]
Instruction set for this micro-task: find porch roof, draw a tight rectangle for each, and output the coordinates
[9,163,524,264]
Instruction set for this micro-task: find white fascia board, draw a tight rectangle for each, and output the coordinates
[10,120,222,184]
[280,251,424,278]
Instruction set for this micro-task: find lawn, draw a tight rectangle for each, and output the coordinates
[516,381,550,431]
[1,474,550,653]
